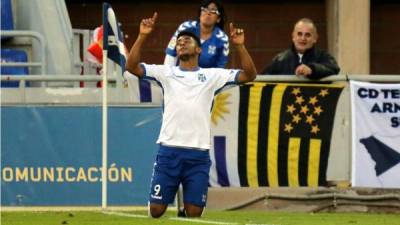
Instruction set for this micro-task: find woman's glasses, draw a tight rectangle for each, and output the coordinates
[200,7,220,15]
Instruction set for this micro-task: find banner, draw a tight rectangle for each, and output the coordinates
[124,71,162,103]
[1,106,161,205]
[210,83,344,187]
[350,81,400,188]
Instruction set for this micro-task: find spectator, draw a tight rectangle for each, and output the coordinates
[126,12,257,218]
[164,0,229,68]
[262,18,340,79]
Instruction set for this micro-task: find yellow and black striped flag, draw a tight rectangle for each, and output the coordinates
[235,83,344,187]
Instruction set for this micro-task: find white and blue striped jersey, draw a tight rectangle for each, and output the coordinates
[140,63,239,150]
[165,20,229,68]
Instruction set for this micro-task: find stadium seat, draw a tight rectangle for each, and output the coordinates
[1,49,29,87]
[1,0,14,41]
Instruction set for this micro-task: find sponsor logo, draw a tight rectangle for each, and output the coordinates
[151,194,162,200]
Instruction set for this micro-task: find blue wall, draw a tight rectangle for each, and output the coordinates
[1,106,161,206]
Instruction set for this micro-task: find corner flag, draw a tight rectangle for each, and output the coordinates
[102,2,126,75]
[101,2,127,209]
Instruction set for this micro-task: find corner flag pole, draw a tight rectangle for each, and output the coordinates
[101,3,109,210]
[101,48,108,210]
[101,2,127,209]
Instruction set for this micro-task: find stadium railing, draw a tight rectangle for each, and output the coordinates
[2,74,399,84]
[0,30,46,75]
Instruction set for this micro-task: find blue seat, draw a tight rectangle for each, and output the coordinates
[1,49,29,87]
[1,0,14,31]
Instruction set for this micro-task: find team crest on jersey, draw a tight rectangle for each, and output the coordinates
[198,73,206,82]
[208,45,216,55]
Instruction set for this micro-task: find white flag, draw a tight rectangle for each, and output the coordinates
[350,81,400,188]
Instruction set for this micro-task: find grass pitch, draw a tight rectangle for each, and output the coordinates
[2,209,399,225]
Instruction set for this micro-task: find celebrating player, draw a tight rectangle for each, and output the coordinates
[126,12,257,218]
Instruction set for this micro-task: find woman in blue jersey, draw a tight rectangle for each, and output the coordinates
[164,0,229,68]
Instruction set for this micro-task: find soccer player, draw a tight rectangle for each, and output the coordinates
[164,1,230,216]
[126,12,257,218]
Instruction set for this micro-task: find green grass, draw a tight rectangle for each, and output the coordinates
[2,210,400,225]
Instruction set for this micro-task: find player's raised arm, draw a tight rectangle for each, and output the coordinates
[229,23,257,83]
[126,12,158,78]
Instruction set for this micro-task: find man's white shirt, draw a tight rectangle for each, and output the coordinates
[138,63,240,150]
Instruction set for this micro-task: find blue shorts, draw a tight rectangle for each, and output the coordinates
[149,144,211,207]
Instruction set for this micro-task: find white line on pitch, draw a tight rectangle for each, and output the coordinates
[102,210,148,218]
[170,217,239,225]
[245,224,281,225]
[103,210,239,225]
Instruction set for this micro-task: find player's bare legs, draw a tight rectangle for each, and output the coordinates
[149,203,168,218]
[150,202,203,218]
[184,203,204,217]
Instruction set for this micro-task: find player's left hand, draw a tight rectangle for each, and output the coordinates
[229,23,245,46]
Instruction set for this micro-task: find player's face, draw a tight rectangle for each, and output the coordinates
[176,35,200,61]
[199,3,220,28]
[292,22,318,54]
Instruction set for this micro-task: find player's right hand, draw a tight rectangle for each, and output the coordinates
[140,12,158,35]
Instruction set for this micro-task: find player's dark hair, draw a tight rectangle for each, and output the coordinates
[177,30,202,47]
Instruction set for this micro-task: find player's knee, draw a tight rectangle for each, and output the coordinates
[149,208,164,218]
[149,204,167,218]
[185,208,203,217]
[184,204,204,217]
